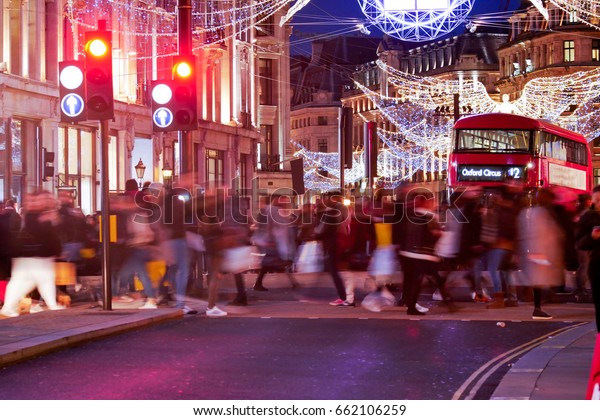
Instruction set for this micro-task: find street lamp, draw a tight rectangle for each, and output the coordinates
[134,158,146,189]
[162,163,173,191]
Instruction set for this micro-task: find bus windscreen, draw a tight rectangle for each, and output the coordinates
[457,129,530,152]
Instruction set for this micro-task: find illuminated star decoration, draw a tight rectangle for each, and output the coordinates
[357,0,475,42]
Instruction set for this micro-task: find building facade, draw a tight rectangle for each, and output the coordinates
[0,0,291,213]
[495,0,600,185]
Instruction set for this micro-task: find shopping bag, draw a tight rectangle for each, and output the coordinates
[435,229,460,259]
[294,241,324,273]
[222,246,257,274]
[185,231,206,252]
[361,288,396,313]
[367,245,398,280]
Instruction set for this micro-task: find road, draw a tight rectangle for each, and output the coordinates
[0,315,577,400]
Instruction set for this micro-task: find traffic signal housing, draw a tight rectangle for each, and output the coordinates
[58,61,87,123]
[171,55,197,131]
[42,148,55,181]
[151,80,175,132]
[84,30,114,120]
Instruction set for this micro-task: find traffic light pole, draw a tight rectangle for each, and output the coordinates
[178,0,194,180]
[100,119,112,311]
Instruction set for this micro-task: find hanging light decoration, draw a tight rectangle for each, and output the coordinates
[299,56,600,190]
[357,0,475,42]
[547,1,600,30]
[66,0,300,59]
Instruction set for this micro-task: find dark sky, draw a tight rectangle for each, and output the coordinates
[289,0,525,56]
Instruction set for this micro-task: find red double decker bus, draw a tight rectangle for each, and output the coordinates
[448,113,592,194]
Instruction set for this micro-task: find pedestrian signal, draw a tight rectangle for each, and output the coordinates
[59,61,87,123]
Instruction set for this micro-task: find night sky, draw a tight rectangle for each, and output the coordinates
[289,0,526,55]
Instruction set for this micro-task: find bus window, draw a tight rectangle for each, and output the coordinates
[457,129,530,152]
[539,131,588,166]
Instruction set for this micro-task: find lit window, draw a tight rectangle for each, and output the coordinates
[525,58,533,72]
[592,40,600,62]
[564,40,575,62]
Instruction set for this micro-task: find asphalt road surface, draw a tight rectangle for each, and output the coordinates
[0,317,575,400]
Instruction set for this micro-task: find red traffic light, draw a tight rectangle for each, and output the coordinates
[84,30,114,120]
[171,55,197,131]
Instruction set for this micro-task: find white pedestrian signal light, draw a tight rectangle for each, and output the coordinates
[151,80,175,132]
[58,61,87,123]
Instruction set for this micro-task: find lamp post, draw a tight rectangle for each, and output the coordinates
[134,158,146,189]
[162,163,173,191]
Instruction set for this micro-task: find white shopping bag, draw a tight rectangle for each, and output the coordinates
[222,246,259,274]
[367,245,398,281]
[294,241,324,273]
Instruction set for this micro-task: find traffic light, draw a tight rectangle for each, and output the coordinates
[171,55,197,131]
[42,148,55,181]
[58,61,87,123]
[151,80,174,132]
[84,30,113,120]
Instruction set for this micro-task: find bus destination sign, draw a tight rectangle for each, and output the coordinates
[457,165,525,182]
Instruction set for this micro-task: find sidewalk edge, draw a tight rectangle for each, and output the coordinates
[491,322,596,400]
[0,311,183,368]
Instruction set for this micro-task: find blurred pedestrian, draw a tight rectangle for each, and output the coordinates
[56,189,87,295]
[518,188,564,320]
[551,186,579,294]
[456,187,491,303]
[4,199,22,233]
[252,194,298,292]
[576,185,600,332]
[112,179,158,309]
[574,193,592,300]
[0,191,65,317]
[159,186,197,314]
[316,191,353,307]
[484,184,521,309]
[397,192,445,316]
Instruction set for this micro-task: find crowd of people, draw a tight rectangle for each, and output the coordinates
[0,180,599,331]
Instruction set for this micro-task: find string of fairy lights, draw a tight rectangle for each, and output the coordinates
[547,0,600,31]
[65,0,298,59]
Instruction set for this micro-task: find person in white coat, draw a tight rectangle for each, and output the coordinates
[518,188,565,320]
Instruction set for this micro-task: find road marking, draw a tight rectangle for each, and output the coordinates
[452,322,587,400]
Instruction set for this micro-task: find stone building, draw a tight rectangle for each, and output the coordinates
[0,1,291,213]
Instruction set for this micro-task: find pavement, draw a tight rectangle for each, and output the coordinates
[0,270,597,400]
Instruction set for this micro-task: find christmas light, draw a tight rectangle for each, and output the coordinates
[66,0,299,59]
[547,1,600,31]
[357,0,475,42]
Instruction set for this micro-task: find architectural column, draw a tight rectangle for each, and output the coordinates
[118,129,130,189]
[196,130,207,188]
